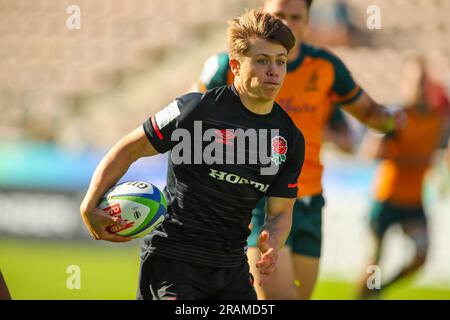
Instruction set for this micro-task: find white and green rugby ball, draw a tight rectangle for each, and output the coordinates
[98,181,167,238]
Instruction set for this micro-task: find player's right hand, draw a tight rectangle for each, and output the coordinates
[80,206,132,243]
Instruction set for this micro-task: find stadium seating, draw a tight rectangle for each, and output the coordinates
[0,0,449,146]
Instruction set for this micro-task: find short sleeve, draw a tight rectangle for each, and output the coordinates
[198,53,230,91]
[266,128,305,198]
[143,93,203,153]
[328,52,363,105]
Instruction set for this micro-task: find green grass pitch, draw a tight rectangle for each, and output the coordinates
[1,238,449,300]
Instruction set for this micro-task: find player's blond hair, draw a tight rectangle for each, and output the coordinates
[227,9,295,58]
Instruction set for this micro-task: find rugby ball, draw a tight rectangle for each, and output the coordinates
[98,181,167,238]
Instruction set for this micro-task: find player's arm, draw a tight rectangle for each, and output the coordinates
[257,128,305,285]
[326,50,405,133]
[80,126,158,242]
[341,92,404,133]
[256,197,295,285]
[80,93,203,242]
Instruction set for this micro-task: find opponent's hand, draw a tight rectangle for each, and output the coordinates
[256,230,278,286]
[80,206,132,243]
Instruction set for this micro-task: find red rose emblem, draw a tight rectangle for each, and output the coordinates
[272,136,287,155]
[271,136,288,165]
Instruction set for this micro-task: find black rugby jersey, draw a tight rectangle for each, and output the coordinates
[142,85,305,267]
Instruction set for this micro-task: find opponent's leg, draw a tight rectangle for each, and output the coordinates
[381,218,428,291]
[292,254,320,299]
[248,245,298,299]
[356,201,387,299]
[289,195,324,299]
[356,232,384,299]
[247,195,324,300]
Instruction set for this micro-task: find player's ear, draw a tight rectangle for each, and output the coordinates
[229,57,241,77]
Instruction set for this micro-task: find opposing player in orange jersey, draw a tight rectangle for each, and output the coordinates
[358,56,449,299]
[194,0,405,299]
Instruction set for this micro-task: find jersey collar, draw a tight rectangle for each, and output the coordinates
[230,84,277,119]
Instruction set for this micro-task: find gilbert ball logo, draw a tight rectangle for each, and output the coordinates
[271,136,287,166]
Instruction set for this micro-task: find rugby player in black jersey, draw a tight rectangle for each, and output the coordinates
[80,10,305,300]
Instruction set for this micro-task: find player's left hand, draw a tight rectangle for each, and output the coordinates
[256,230,278,286]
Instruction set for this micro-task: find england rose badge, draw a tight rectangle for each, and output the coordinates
[271,136,288,166]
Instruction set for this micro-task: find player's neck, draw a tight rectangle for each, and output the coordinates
[235,84,274,115]
[240,95,274,115]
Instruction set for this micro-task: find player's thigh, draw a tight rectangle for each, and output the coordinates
[260,246,298,300]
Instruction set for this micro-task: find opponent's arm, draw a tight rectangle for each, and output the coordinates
[342,92,405,133]
[256,197,295,285]
[80,126,158,242]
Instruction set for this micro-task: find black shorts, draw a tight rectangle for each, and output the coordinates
[137,253,257,300]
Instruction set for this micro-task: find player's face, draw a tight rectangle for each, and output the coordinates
[235,37,288,102]
[263,0,309,43]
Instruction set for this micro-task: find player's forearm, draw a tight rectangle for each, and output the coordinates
[81,141,141,213]
[350,101,394,133]
[261,209,292,250]
[81,127,157,214]
[343,94,397,133]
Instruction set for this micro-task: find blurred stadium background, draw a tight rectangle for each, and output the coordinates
[1,0,450,299]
